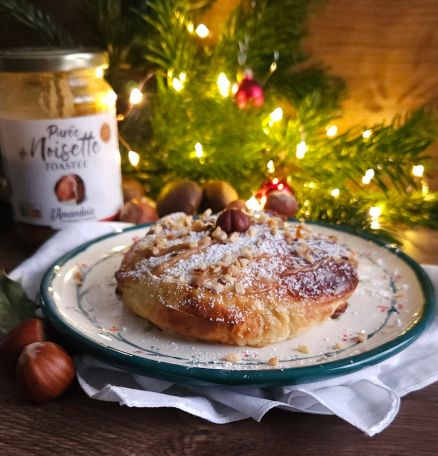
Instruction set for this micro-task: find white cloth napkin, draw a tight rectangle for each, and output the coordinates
[10,222,438,437]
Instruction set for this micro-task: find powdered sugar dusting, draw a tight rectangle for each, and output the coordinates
[120,211,356,298]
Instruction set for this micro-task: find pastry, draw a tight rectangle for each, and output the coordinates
[115,209,359,347]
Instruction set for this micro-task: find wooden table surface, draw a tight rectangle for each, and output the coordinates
[0,223,437,455]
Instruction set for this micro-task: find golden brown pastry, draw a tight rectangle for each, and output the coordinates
[115,210,359,347]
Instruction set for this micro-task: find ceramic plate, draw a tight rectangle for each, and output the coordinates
[40,222,435,386]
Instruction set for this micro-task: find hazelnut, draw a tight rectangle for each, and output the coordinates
[264,191,298,219]
[216,209,250,234]
[157,180,202,217]
[122,176,145,202]
[200,181,238,213]
[0,319,46,374]
[119,197,158,225]
[16,341,75,404]
[226,199,247,211]
[54,174,85,204]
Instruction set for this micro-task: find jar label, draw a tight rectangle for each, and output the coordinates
[0,113,122,228]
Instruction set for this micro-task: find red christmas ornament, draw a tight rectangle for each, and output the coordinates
[235,76,264,109]
[255,178,293,200]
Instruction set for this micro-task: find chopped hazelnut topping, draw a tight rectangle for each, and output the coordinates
[248,226,256,237]
[193,220,206,231]
[356,332,368,343]
[284,230,293,239]
[184,215,193,226]
[267,356,279,366]
[240,247,254,260]
[73,270,83,283]
[227,264,240,276]
[234,281,245,294]
[270,226,278,235]
[222,353,241,363]
[199,236,212,247]
[328,235,338,243]
[212,282,224,293]
[295,344,310,354]
[189,240,198,249]
[156,237,168,248]
[178,276,187,284]
[228,232,239,243]
[204,280,213,289]
[211,226,227,242]
[202,208,212,218]
[258,213,268,223]
[211,226,222,238]
[238,258,250,268]
[267,218,278,228]
[223,274,235,284]
[152,247,160,255]
[153,224,163,234]
[334,342,344,350]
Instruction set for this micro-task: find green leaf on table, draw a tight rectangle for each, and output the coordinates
[0,270,36,336]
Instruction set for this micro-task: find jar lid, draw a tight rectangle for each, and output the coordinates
[0,48,108,72]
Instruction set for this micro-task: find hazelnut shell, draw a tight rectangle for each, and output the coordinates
[16,341,75,404]
[200,181,238,213]
[264,191,298,219]
[119,197,158,225]
[216,209,250,234]
[157,180,202,217]
[0,319,46,374]
[122,176,145,203]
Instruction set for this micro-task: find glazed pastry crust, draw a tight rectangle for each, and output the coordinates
[115,212,359,347]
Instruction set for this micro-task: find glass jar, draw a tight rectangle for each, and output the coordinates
[0,49,122,245]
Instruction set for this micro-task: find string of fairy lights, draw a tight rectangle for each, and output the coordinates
[117,20,429,229]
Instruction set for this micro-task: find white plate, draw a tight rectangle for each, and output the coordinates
[40,223,435,386]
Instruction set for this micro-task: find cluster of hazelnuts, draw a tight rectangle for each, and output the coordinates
[0,319,75,404]
[120,176,298,224]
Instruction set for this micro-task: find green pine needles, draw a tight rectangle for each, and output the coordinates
[2,0,437,235]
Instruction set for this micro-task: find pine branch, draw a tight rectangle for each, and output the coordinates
[0,0,73,46]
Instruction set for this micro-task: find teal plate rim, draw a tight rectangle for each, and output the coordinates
[40,221,436,387]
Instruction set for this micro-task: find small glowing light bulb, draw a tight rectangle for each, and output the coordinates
[128,150,140,167]
[370,220,381,230]
[326,125,338,137]
[231,83,239,94]
[266,160,275,173]
[422,181,429,195]
[330,188,340,198]
[269,61,277,73]
[187,22,194,33]
[269,107,283,123]
[129,88,143,105]
[95,66,105,79]
[178,72,186,83]
[194,142,204,158]
[362,168,375,185]
[296,141,308,159]
[195,24,209,38]
[217,73,231,97]
[362,129,372,139]
[172,77,184,92]
[278,183,284,191]
[369,206,382,218]
[412,165,424,177]
[272,177,279,185]
[246,196,263,211]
